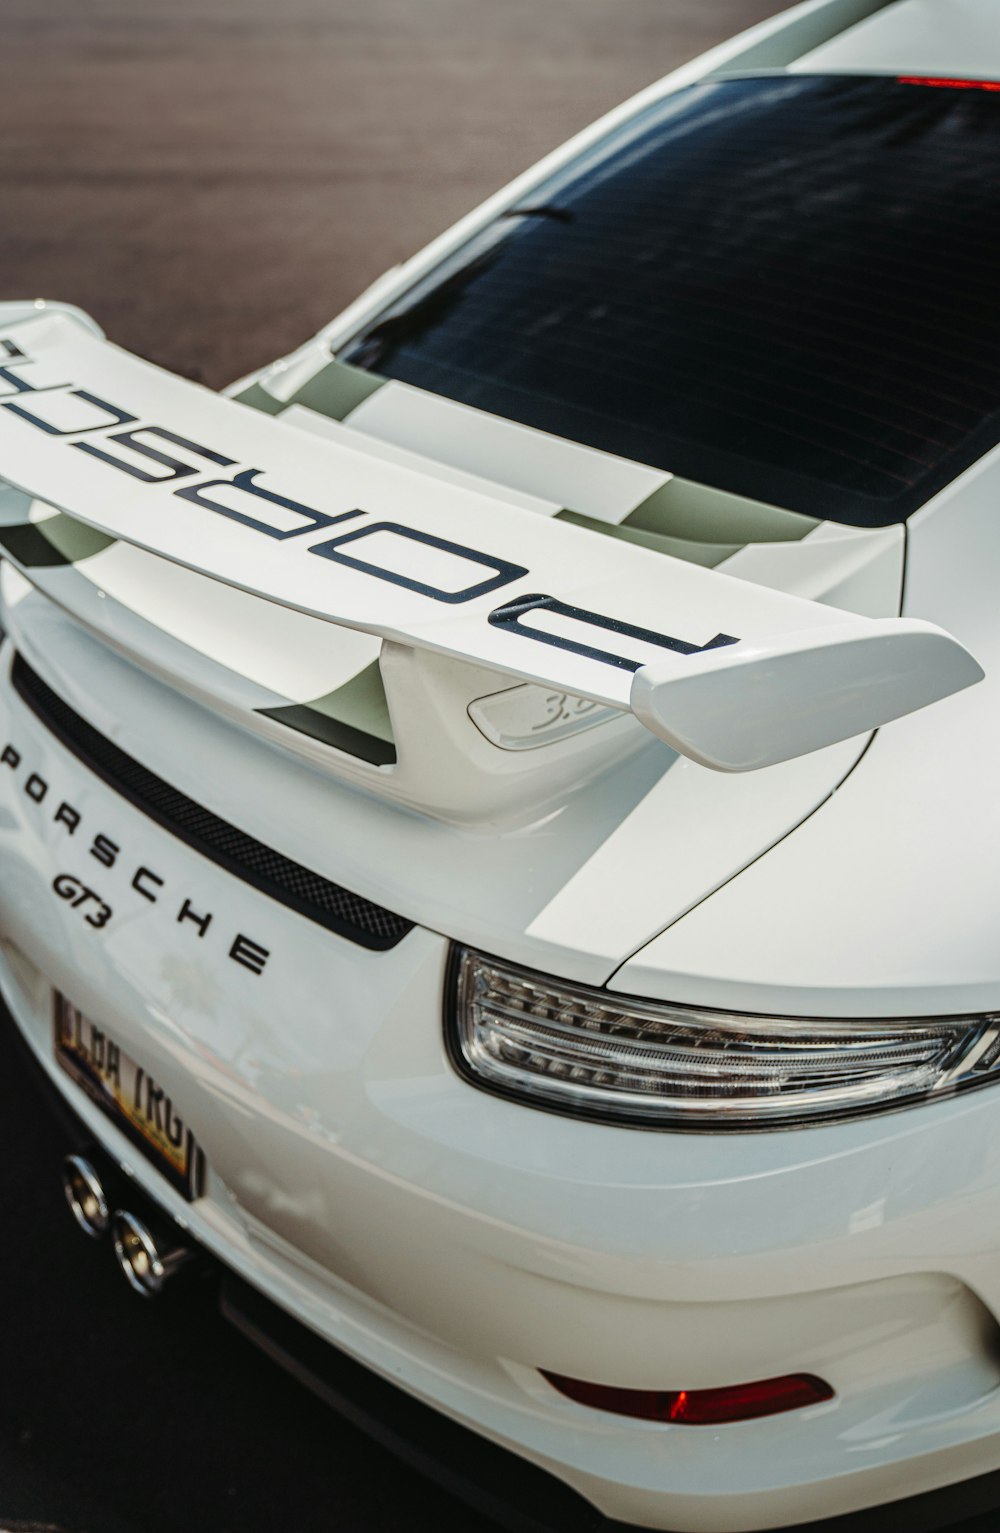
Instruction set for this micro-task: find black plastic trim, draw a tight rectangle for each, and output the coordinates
[258,700,397,767]
[11,651,414,951]
[220,1274,605,1533]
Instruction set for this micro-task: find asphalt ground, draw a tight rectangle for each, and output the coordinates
[0,1011,485,1533]
[0,0,788,391]
[1,3,999,1531]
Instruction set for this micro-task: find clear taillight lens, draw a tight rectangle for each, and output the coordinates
[449,947,1000,1129]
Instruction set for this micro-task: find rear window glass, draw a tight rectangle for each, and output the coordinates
[339,76,1000,528]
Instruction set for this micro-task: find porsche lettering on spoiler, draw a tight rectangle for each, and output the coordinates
[0,312,984,771]
[0,326,734,670]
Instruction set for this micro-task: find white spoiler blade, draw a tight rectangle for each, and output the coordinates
[0,312,983,771]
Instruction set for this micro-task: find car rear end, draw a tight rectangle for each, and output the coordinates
[7,0,1000,1529]
[5,587,1000,1533]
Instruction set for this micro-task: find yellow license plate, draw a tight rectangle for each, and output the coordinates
[54,993,205,1200]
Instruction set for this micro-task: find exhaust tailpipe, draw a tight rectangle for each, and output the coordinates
[62,1153,110,1239]
[111,1209,195,1298]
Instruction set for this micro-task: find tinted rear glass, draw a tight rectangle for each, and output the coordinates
[340,76,1000,527]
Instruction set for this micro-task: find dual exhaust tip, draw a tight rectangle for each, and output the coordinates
[62,1152,195,1297]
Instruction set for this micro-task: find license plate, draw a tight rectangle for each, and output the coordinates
[53,993,205,1200]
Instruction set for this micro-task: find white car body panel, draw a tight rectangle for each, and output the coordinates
[335,382,669,524]
[790,0,1000,79]
[617,441,1000,1016]
[5,1,1000,1530]
[0,563,873,985]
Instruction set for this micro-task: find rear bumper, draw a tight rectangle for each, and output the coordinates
[7,630,1000,1531]
[9,999,1000,1533]
[6,999,602,1533]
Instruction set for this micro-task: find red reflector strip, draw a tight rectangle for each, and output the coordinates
[541,1370,834,1425]
[898,76,1000,92]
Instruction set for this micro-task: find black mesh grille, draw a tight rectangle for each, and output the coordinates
[11,653,414,951]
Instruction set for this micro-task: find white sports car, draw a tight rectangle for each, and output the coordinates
[4,0,1000,1528]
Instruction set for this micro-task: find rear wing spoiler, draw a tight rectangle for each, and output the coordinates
[0,311,982,772]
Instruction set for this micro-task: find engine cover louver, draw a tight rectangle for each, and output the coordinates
[11,652,414,950]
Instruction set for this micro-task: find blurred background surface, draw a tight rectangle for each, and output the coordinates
[0,0,783,387]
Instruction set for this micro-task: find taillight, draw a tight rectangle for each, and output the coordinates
[541,1370,834,1425]
[450,946,1000,1130]
[898,76,1000,92]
